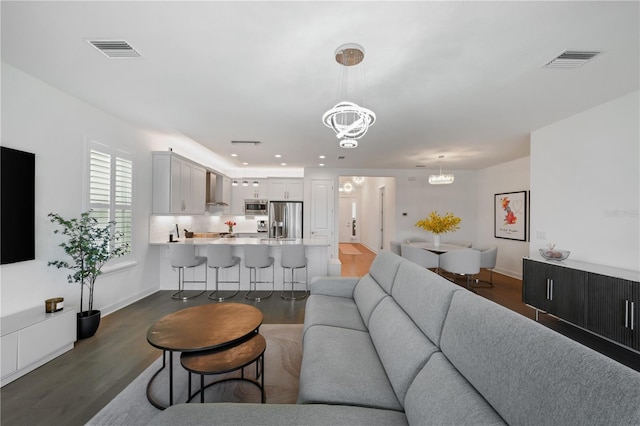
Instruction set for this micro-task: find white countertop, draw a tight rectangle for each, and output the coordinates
[150,237,330,247]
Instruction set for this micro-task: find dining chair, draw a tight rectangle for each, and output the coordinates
[404,237,429,244]
[472,245,498,287]
[438,249,481,290]
[445,240,473,248]
[390,241,402,256]
[400,244,439,270]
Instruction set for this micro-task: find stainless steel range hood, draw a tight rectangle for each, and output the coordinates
[206,172,228,209]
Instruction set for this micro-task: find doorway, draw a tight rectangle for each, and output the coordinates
[338,176,395,253]
[339,196,358,243]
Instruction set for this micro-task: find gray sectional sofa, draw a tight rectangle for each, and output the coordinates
[151,250,640,425]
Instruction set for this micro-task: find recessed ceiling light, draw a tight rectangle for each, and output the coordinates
[319,163,325,167]
[280,163,287,166]
[242,162,249,166]
[231,153,238,157]
[319,155,326,159]
[275,154,282,158]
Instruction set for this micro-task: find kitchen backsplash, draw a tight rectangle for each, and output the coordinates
[150,214,268,242]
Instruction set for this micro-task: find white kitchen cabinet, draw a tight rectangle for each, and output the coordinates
[222,176,232,214]
[230,183,245,215]
[153,152,206,214]
[1,307,77,386]
[269,179,303,201]
[244,179,268,199]
[191,165,206,213]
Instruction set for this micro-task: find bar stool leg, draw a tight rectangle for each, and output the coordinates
[172,266,207,300]
[244,265,274,302]
[280,265,308,301]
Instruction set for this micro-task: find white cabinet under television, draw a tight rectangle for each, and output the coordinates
[1,306,77,386]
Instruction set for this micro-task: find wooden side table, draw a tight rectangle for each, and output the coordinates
[181,333,266,403]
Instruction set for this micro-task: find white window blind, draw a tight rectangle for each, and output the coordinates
[88,141,133,254]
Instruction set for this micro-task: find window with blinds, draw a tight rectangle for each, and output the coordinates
[88,141,133,254]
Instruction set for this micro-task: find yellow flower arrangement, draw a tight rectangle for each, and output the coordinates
[415,211,461,234]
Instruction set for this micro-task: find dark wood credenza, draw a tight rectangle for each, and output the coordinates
[523,257,640,352]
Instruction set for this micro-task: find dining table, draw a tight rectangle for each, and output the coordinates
[409,242,469,253]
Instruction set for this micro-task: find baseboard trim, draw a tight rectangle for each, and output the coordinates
[100,286,158,317]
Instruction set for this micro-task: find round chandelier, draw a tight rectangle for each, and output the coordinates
[322,44,376,149]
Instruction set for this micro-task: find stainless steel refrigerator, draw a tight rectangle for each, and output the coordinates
[268,201,303,239]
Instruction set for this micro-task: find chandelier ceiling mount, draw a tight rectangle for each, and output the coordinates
[322,43,376,149]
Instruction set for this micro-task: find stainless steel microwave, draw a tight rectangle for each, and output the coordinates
[244,199,268,215]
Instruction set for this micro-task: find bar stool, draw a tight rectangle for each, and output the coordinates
[280,244,308,300]
[169,244,207,300]
[207,244,241,302]
[243,245,274,302]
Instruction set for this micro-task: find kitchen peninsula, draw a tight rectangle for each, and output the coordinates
[151,236,331,293]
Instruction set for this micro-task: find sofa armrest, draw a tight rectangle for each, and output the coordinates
[310,276,360,298]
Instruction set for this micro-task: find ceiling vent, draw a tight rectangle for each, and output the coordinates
[544,50,601,68]
[231,141,261,146]
[87,40,141,58]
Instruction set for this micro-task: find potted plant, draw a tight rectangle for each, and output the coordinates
[415,211,461,247]
[48,211,129,339]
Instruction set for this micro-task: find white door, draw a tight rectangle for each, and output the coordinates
[339,196,358,243]
[310,179,333,239]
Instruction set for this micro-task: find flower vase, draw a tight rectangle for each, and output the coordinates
[433,234,441,247]
[228,226,234,234]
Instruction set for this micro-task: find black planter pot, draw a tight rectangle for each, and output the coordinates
[77,310,101,339]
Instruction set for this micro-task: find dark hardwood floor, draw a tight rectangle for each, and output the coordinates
[1,245,638,425]
[0,292,305,426]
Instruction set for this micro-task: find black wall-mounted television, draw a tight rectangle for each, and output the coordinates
[1,146,36,264]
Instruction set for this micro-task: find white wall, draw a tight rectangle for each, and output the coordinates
[476,157,530,278]
[0,63,220,317]
[530,91,639,271]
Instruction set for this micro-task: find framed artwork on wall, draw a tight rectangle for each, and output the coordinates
[494,191,528,241]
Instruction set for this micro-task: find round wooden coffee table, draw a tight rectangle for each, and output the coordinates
[146,303,263,409]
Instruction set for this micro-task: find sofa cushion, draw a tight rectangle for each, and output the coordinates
[404,352,505,425]
[391,260,460,346]
[298,325,403,411]
[368,250,403,294]
[440,291,640,425]
[353,274,389,327]
[368,297,439,405]
[149,403,409,425]
[309,276,360,298]
[303,294,366,336]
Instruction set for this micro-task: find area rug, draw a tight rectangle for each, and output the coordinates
[87,324,302,425]
[339,243,362,255]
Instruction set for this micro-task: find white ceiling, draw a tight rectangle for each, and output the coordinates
[2,1,638,171]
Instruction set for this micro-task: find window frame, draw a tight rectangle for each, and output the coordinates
[85,140,134,261]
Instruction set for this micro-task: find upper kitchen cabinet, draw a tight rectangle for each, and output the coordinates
[153,152,206,214]
[269,179,303,201]
[244,179,268,199]
[222,176,232,215]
